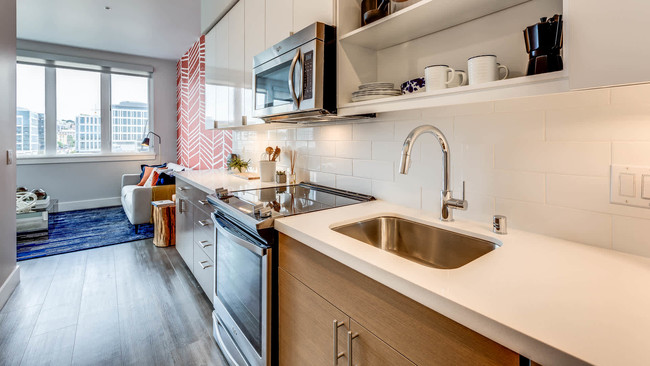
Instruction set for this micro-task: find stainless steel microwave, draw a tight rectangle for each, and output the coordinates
[252,22,337,122]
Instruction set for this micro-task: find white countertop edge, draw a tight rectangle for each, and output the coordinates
[175,173,215,194]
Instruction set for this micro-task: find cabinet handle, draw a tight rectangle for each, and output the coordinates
[347,331,358,366]
[199,260,213,269]
[179,199,184,214]
[332,320,345,366]
[178,186,190,191]
[198,240,213,248]
[198,199,209,206]
[198,220,212,227]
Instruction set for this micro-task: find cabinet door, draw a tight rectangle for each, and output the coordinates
[175,198,194,268]
[265,0,293,48]
[349,319,415,366]
[214,18,230,128]
[293,0,334,32]
[228,1,246,127]
[568,0,650,89]
[244,0,266,125]
[279,268,349,366]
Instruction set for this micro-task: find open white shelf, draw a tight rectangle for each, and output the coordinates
[338,71,568,116]
[339,0,531,50]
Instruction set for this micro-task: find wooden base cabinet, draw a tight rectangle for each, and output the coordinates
[278,233,525,366]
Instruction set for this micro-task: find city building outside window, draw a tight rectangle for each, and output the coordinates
[15,55,153,159]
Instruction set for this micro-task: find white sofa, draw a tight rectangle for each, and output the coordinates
[120,163,188,230]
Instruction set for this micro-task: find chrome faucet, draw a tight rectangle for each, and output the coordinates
[399,125,467,221]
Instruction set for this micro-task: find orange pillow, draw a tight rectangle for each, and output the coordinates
[137,166,155,186]
[151,170,161,186]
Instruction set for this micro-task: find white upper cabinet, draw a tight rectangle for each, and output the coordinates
[244,0,266,125]
[293,0,335,33]
[201,0,239,34]
[265,0,293,48]
[567,0,650,90]
[228,1,246,127]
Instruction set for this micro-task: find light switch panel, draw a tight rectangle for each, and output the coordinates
[611,165,650,208]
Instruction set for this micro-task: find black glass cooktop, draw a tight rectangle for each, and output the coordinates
[221,183,374,220]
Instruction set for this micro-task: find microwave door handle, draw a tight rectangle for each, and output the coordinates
[288,49,301,109]
[214,217,267,257]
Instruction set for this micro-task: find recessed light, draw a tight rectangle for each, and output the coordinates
[104,6,111,10]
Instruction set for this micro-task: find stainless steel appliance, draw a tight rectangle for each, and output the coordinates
[252,22,373,123]
[208,183,374,366]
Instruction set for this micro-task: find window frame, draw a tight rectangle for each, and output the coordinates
[16,50,156,164]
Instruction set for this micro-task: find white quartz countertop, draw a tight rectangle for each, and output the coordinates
[274,200,650,366]
[175,169,283,194]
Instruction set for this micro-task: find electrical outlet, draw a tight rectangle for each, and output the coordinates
[6,149,13,165]
[611,165,650,208]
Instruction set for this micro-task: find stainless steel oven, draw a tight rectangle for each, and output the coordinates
[211,211,272,366]
[252,22,337,122]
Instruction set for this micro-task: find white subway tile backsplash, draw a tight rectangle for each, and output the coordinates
[372,180,421,209]
[308,141,336,157]
[612,216,650,257]
[454,111,545,144]
[336,141,371,159]
[321,157,352,175]
[353,121,394,141]
[494,88,610,112]
[229,83,650,257]
[353,160,394,181]
[336,175,372,195]
[612,142,650,166]
[495,198,612,249]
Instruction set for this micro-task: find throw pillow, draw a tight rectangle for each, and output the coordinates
[155,172,176,186]
[151,168,171,187]
[140,163,166,179]
[137,166,156,186]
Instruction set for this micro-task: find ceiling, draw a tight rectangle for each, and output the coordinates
[17,0,201,60]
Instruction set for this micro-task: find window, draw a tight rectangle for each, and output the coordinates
[16,64,46,156]
[16,53,153,160]
[56,69,101,154]
[111,74,150,153]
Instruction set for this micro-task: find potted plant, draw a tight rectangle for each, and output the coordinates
[227,154,250,173]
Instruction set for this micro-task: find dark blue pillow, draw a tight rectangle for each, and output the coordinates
[140,163,166,179]
[155,172,176,186]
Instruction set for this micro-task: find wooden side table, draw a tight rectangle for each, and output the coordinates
[152,200,176,247]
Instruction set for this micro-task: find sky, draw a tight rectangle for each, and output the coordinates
[16,64,148,121]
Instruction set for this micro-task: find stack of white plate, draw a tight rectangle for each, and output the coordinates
[351,82,402,102]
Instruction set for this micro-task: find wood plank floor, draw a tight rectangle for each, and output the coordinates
[0,240,227,366]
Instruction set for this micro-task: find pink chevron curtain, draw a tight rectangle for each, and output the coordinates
[177,35,233,170]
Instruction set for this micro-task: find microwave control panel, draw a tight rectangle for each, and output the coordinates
[303,51,313,100]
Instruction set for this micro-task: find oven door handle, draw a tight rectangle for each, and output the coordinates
[214,215,267,256]
[288,48,302,109]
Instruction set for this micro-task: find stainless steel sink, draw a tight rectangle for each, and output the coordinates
[331,216,499,269]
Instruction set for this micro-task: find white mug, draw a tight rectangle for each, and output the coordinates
[447,70,468,88]
[467,55,509,85]
[425,65,456,91]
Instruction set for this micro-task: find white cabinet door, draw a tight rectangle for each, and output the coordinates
[228,1,246,127]
[204,28,219,130]
[293,0,334,32]
[214,18,230,128]
[245,0,266,125]
[568,0,650,89]
[201,0,239,34]
[265,0,293,48]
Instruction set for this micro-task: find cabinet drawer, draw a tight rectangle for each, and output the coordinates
[349,319,415,366]
[192,193,212,215]
[194,224,215,262]
[194,206,213,227]
[176,181,197,199]
[279,234,519,366]
[193,241,215,303]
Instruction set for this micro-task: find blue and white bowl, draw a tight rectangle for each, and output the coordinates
[400,78,425,94]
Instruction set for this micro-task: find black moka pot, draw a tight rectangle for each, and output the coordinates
[524,14,563,75]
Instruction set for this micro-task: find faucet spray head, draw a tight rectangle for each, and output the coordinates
[399,152,411,174]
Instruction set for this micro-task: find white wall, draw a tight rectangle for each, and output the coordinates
[0,0,18,307]
[233,83,650,259]
[15,40,179,211]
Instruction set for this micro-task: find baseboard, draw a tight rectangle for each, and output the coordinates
[0,266,20,311]
[57,197,122,212]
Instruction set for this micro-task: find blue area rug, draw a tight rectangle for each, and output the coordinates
[17,206,153,261]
